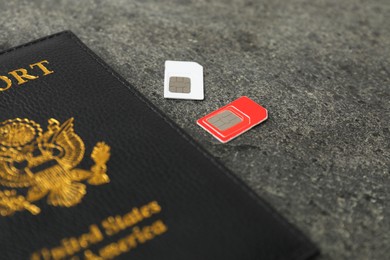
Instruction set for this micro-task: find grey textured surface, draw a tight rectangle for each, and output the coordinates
[0,0,389,259]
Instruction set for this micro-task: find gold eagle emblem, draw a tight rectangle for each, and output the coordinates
[0,118,111,216]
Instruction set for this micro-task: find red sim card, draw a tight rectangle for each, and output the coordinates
[197,96,268,143]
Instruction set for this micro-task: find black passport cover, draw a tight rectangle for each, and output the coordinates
[0,31,318,260]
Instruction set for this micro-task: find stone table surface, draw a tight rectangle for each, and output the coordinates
[1,0,389,259]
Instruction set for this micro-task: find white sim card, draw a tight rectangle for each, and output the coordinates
[164,60,204,100]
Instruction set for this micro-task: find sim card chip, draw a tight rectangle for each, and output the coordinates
[169,77,191,93]
[206,110,243,131]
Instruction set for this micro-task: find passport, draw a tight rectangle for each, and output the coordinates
[0,31,318,260]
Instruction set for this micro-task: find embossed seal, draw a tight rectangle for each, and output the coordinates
[0,118,111,216]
